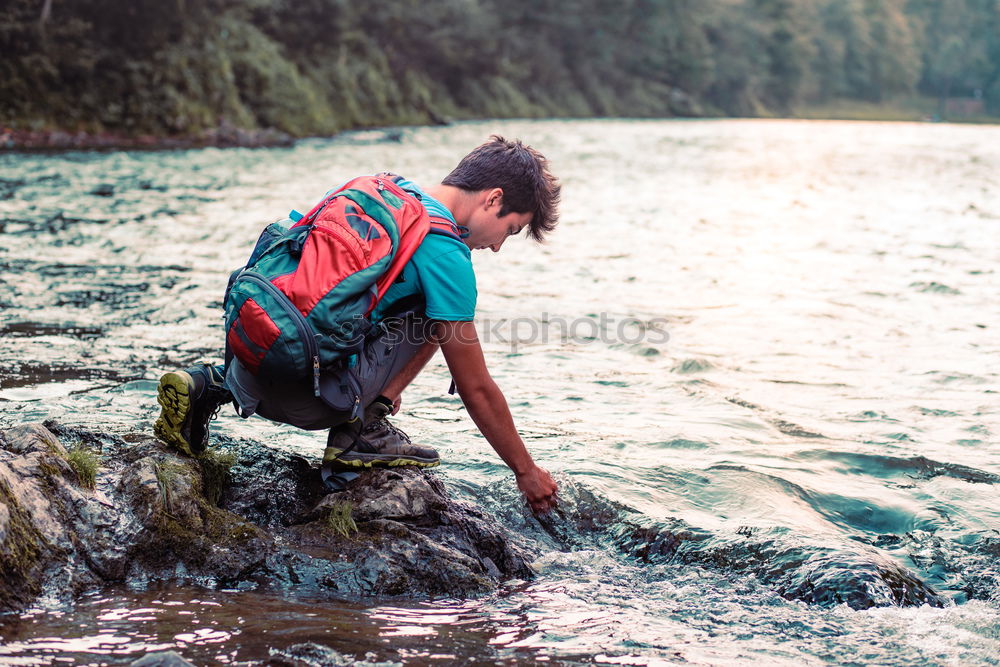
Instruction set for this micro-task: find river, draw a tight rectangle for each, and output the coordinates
[1,119,998,665]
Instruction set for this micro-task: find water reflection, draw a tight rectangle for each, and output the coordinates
[1,561,999,665]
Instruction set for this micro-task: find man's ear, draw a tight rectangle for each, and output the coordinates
[484,187,504,210]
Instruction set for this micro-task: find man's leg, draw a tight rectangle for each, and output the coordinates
[379,339,438,408]
[154,362,231,456]
[324,318,442,469]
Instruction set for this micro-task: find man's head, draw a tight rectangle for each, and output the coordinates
[442,135,560,250]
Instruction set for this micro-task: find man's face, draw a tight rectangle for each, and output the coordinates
[465,192,531,253]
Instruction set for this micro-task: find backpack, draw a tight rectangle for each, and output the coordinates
[223,173,463,413]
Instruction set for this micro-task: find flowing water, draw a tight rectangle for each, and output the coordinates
[1,119,998,665]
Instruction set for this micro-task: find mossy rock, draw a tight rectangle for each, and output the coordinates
[0,477,48,610]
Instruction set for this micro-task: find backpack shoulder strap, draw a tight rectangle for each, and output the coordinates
[379,171,407,187]
[427,214,465,243]
[375,173,468,241]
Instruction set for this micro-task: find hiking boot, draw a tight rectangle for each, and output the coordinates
[154,363,230,456]
[323,400,439,469]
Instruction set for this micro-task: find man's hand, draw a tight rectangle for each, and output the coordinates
[435,320,558,513]
[516,464,558,514]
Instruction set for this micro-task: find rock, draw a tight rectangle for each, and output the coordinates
[2,423,67,456]
[0,422,535,613]
[129,650,195,666]
[268,643,396,666]
[773,550,943,608]
[0,422,107,609]
[883,529,1000,602]
[222,443,322,529]
[310,467,448,523]
[483,477,949,610]
[3,421,951,614]
[285,467,533,597]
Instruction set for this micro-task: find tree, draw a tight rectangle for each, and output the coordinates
[908,0,994,116]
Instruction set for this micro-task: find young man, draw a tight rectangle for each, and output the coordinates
[154,136,560,513]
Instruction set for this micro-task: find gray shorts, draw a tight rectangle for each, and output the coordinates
[226,316,431,431]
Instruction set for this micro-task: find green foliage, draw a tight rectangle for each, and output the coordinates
[153,461,184,513]
[810,0,919,103]
[66,443,99,490]
[2,0,998,135]
[326,500,358,538]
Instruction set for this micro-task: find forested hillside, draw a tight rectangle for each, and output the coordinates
[1,0,998,139]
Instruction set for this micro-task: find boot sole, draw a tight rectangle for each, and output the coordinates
[323,448,440,469]
[154,371,195,457]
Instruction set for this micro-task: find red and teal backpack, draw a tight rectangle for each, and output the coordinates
[223,173,462,411]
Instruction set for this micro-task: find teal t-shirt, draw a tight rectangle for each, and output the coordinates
[370,179,477,322]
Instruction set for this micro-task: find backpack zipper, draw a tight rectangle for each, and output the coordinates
[238,271,323,396]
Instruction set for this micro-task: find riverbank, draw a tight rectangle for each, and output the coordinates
[0,123,295,151]
[5,106,998,153]
[795,97,1000,124]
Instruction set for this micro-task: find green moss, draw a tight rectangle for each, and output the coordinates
[153,456,258,542]
[141,491,263,571]
[326,500,358,538]
[0,478,45,607]
[41,437,64,457]
[65,444,99,490]
[37,458,63,480]
[199,501,263,544]
[198,449,235,507]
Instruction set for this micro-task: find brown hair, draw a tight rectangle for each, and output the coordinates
[442,135,560,242]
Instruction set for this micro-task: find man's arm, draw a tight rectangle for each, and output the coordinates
[434,319,558,513]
